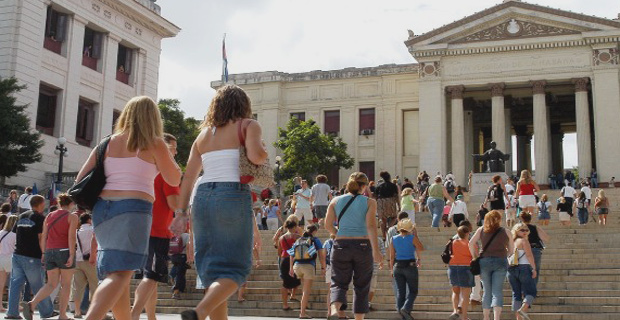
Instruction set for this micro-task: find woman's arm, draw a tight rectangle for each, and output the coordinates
[325,199,337,237]
[67,214,79,265]
[244,120,268,165]
[39,216,49,254]
[521,239,537,278]
[413,228,424,251]
[169,140,202,235]
[388,242,395,275]
[506,228,515,254]
[469,227,482,258]
[515,182,521,198]
[594,197,602,209]
[75,148,98,181]
[152,138,181,186]
[533,181,541,193]
[442,187,454,203]
[365,198,382,264]
[537,226,550,242]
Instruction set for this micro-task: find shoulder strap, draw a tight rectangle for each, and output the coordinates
[337,194,359,224]
[48,211,70,232]
[96,135,112,168]
[480,228,502,256]
[0,232,10,245]
[76,230,84,254]
[237,119,252,146]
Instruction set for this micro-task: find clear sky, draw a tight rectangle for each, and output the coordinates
[155,0,614,168]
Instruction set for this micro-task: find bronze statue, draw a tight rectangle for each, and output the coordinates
[473,141,511,173]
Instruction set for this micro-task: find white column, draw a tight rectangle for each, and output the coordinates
[573,77,592,180]
[532,80,550,185]
[99,34,121,138]
[60,15,87,141]
[419,80,446,174]
[448,85,465,186]
[592,65,620,182]
[464,110,474,182]
[490,83,507,152]
[504,107,513,175]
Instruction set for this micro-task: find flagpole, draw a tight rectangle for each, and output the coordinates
[222,33,228,84]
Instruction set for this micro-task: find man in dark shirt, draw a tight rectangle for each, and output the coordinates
[6,195,55,319]
[375,171,400,238]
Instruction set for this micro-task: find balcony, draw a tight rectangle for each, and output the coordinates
[116,71,130,85]
[43,37,62,54]
[82,56,98,71]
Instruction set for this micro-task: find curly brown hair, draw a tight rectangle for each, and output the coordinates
[201,85,253,128]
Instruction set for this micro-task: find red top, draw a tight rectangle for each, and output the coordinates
[449,239,473,266]
[519,182,536,196]
[279,233,299,258]
[151,173,180,238]
[46,210,70,249]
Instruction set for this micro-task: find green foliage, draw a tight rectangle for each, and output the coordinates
[0,78,43,179]
[274,118,354,194]
[158,99,201,166]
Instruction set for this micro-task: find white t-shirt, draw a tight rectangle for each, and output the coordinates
[17,194,32,210]
[449,201,468,219]
[562,186,576,199]
[76,224,94,262]
[505,184,515,194]
[295,188,312,209]
[537,201,552,212]
[581,186,592,200]
[311,183,331,206]
[0,230,16,256]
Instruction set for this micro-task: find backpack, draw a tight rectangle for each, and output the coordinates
[169,235,185,255]
[441,239,453,264]
[487,185,499,202]
[576,198,586,209]
[540,201,548,214]
[445,180,455,193]
[289,236,317,262]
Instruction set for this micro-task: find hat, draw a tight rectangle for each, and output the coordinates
[397,218,414,233]
[456,195,464,200]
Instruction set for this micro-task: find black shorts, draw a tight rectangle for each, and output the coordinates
[144,236,170,283]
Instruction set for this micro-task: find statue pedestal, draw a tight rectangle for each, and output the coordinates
[469,172,508,202]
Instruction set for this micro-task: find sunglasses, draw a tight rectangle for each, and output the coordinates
[519,229,530,232]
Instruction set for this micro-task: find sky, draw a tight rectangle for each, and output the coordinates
[155,0,615,168]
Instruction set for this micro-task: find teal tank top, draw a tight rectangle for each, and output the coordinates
[335,194,369,237]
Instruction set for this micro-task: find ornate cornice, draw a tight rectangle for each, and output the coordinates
[489,83,505,97]
[446,85,465,99]
[453,19,579,43]
[572,78,590,92]
[531,80,547,95]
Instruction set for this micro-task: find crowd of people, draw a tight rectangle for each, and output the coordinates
[0,83,615,320]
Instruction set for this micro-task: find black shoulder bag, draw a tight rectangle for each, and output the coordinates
[470,228,502,275]
[441,238,454,264]
[68,136,112,210]
[337,194,360,225]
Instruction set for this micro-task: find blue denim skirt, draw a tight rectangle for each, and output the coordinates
[192,182,253,288]
[448,265,475,287]
[92,198,153,280]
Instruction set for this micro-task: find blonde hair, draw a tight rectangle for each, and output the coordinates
[519,170,534,184]
[559,196,566,204]
[115,96,163,152]
[346,172,369,195]
[512,222,528,240]
[598,189,606,199]
[401,187,413,197]
[541,194,548,202]
[3,215,18,232]
[483,210,502,233]
[201,85,252,128]
[268,199,277,208]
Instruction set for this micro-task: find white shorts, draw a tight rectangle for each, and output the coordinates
[0,255,11,272]
[519,195,537,208]
[559,211,571,221]
[506,209,516,221]
[295,208,313,224]
[325,265,331,284]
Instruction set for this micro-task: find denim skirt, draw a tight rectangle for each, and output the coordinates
[192,182,253,288]
[448,265,475,287]
[92,198,153,280]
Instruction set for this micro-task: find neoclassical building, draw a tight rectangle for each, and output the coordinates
[214,0,620,188]
[1,0,179,189]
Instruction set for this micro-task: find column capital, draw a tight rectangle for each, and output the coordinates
[446,85,465,99]
[572,77,590,92]
[531,80,547,95]
[489,83,505,97]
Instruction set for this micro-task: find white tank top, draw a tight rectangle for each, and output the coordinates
[509,249,531,265]
[199,149,240,183]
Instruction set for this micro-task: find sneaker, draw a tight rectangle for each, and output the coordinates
[181,310,198,320]
[172,293,181,300]
[20,303,32,320]
[398,309,413,320]
[517,309,531,320]
[448,313,460,320]
[4,315,23,319]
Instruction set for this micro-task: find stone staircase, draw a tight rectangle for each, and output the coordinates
[140,188,620,319]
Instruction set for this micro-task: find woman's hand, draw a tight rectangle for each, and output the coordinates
[532,269,537,279]
[289,269,295,278]
[66,253,74,267]
[169,214,189,236]
[89,252,97,266]
[373,249,383,265]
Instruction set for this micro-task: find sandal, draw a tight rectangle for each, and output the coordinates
[282,306,292,311]
[299,315,312,319]
[20,302,33,320]
[180,310,198,320]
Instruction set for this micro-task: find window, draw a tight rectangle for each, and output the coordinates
[326,166,339,189]
[82,27,103,71]
[324,110,340,135]
[359,161,375,182]
[76,100,96,147]
[36,85,58,136]
[252,113,258,120]
[116,44,133,85]
[112,109,121,132]
[43,6,67,55]
[290,112,305,121]
[359,108,375,135]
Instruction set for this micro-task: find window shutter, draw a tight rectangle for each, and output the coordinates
[359,108,375,131]
[56,14,67,42]
[45,7,53,37]
[92,32,103,59]
[125,48,133,74]
[85,106,95,141]
[324,111,339,134]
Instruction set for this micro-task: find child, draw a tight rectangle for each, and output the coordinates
[443,200,452,228]
[476,203,488,227]
[449,195,468,228]
[400,188,418,224]
[506,190,517,228]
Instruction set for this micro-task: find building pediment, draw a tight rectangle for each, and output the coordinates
[405,1,620,56]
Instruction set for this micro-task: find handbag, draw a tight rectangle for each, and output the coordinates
[441,239,453,264]
[68,136,111,210]
[470,228,502,275]
[237,120,275,188]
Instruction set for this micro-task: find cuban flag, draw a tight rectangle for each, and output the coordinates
[222,34,228,83]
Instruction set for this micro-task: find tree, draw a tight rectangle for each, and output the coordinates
[274,118,354,193]
[0,77,43,182]
[158,99,201,166]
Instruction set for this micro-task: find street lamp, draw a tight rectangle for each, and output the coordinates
[54,137,68,189]
[274,155,282,199]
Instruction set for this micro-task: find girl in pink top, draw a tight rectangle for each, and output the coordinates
[25,194,79,320]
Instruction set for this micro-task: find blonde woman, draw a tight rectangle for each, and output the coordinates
[76,96,181,320]
[507,223,537,320]
[400,188,418,223]
[266,199,283,230]
[0,215,18,311]
[536,194,551,226]
[594,190,610,225]
[173,85,267,320]
[515,170,540,215]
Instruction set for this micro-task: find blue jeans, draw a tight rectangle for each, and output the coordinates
[577,208,588,224]
[591,177,598,188]
[480,257,508,309]
[507,265,537,311]
[427,197,444,228]
[531,248,542,286]
[393,264,418,313]
[7,254,54,317]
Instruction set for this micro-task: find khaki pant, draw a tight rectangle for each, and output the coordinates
[70,261,98,310]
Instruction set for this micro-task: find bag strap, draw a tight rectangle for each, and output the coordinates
[337,194,359,224]
[76,230,85,255]
[237,119,252,146]
[46,211,70,241]
[0,232,10,245]
[480,228,502,256]
[95,135,112,168]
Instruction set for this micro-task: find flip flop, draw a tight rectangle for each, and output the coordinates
[282,306,292,311]
[327,315,339,320]
[299,315,312,319]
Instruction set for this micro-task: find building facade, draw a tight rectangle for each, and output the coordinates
[214,1,620,188]
[1,0,179,189]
